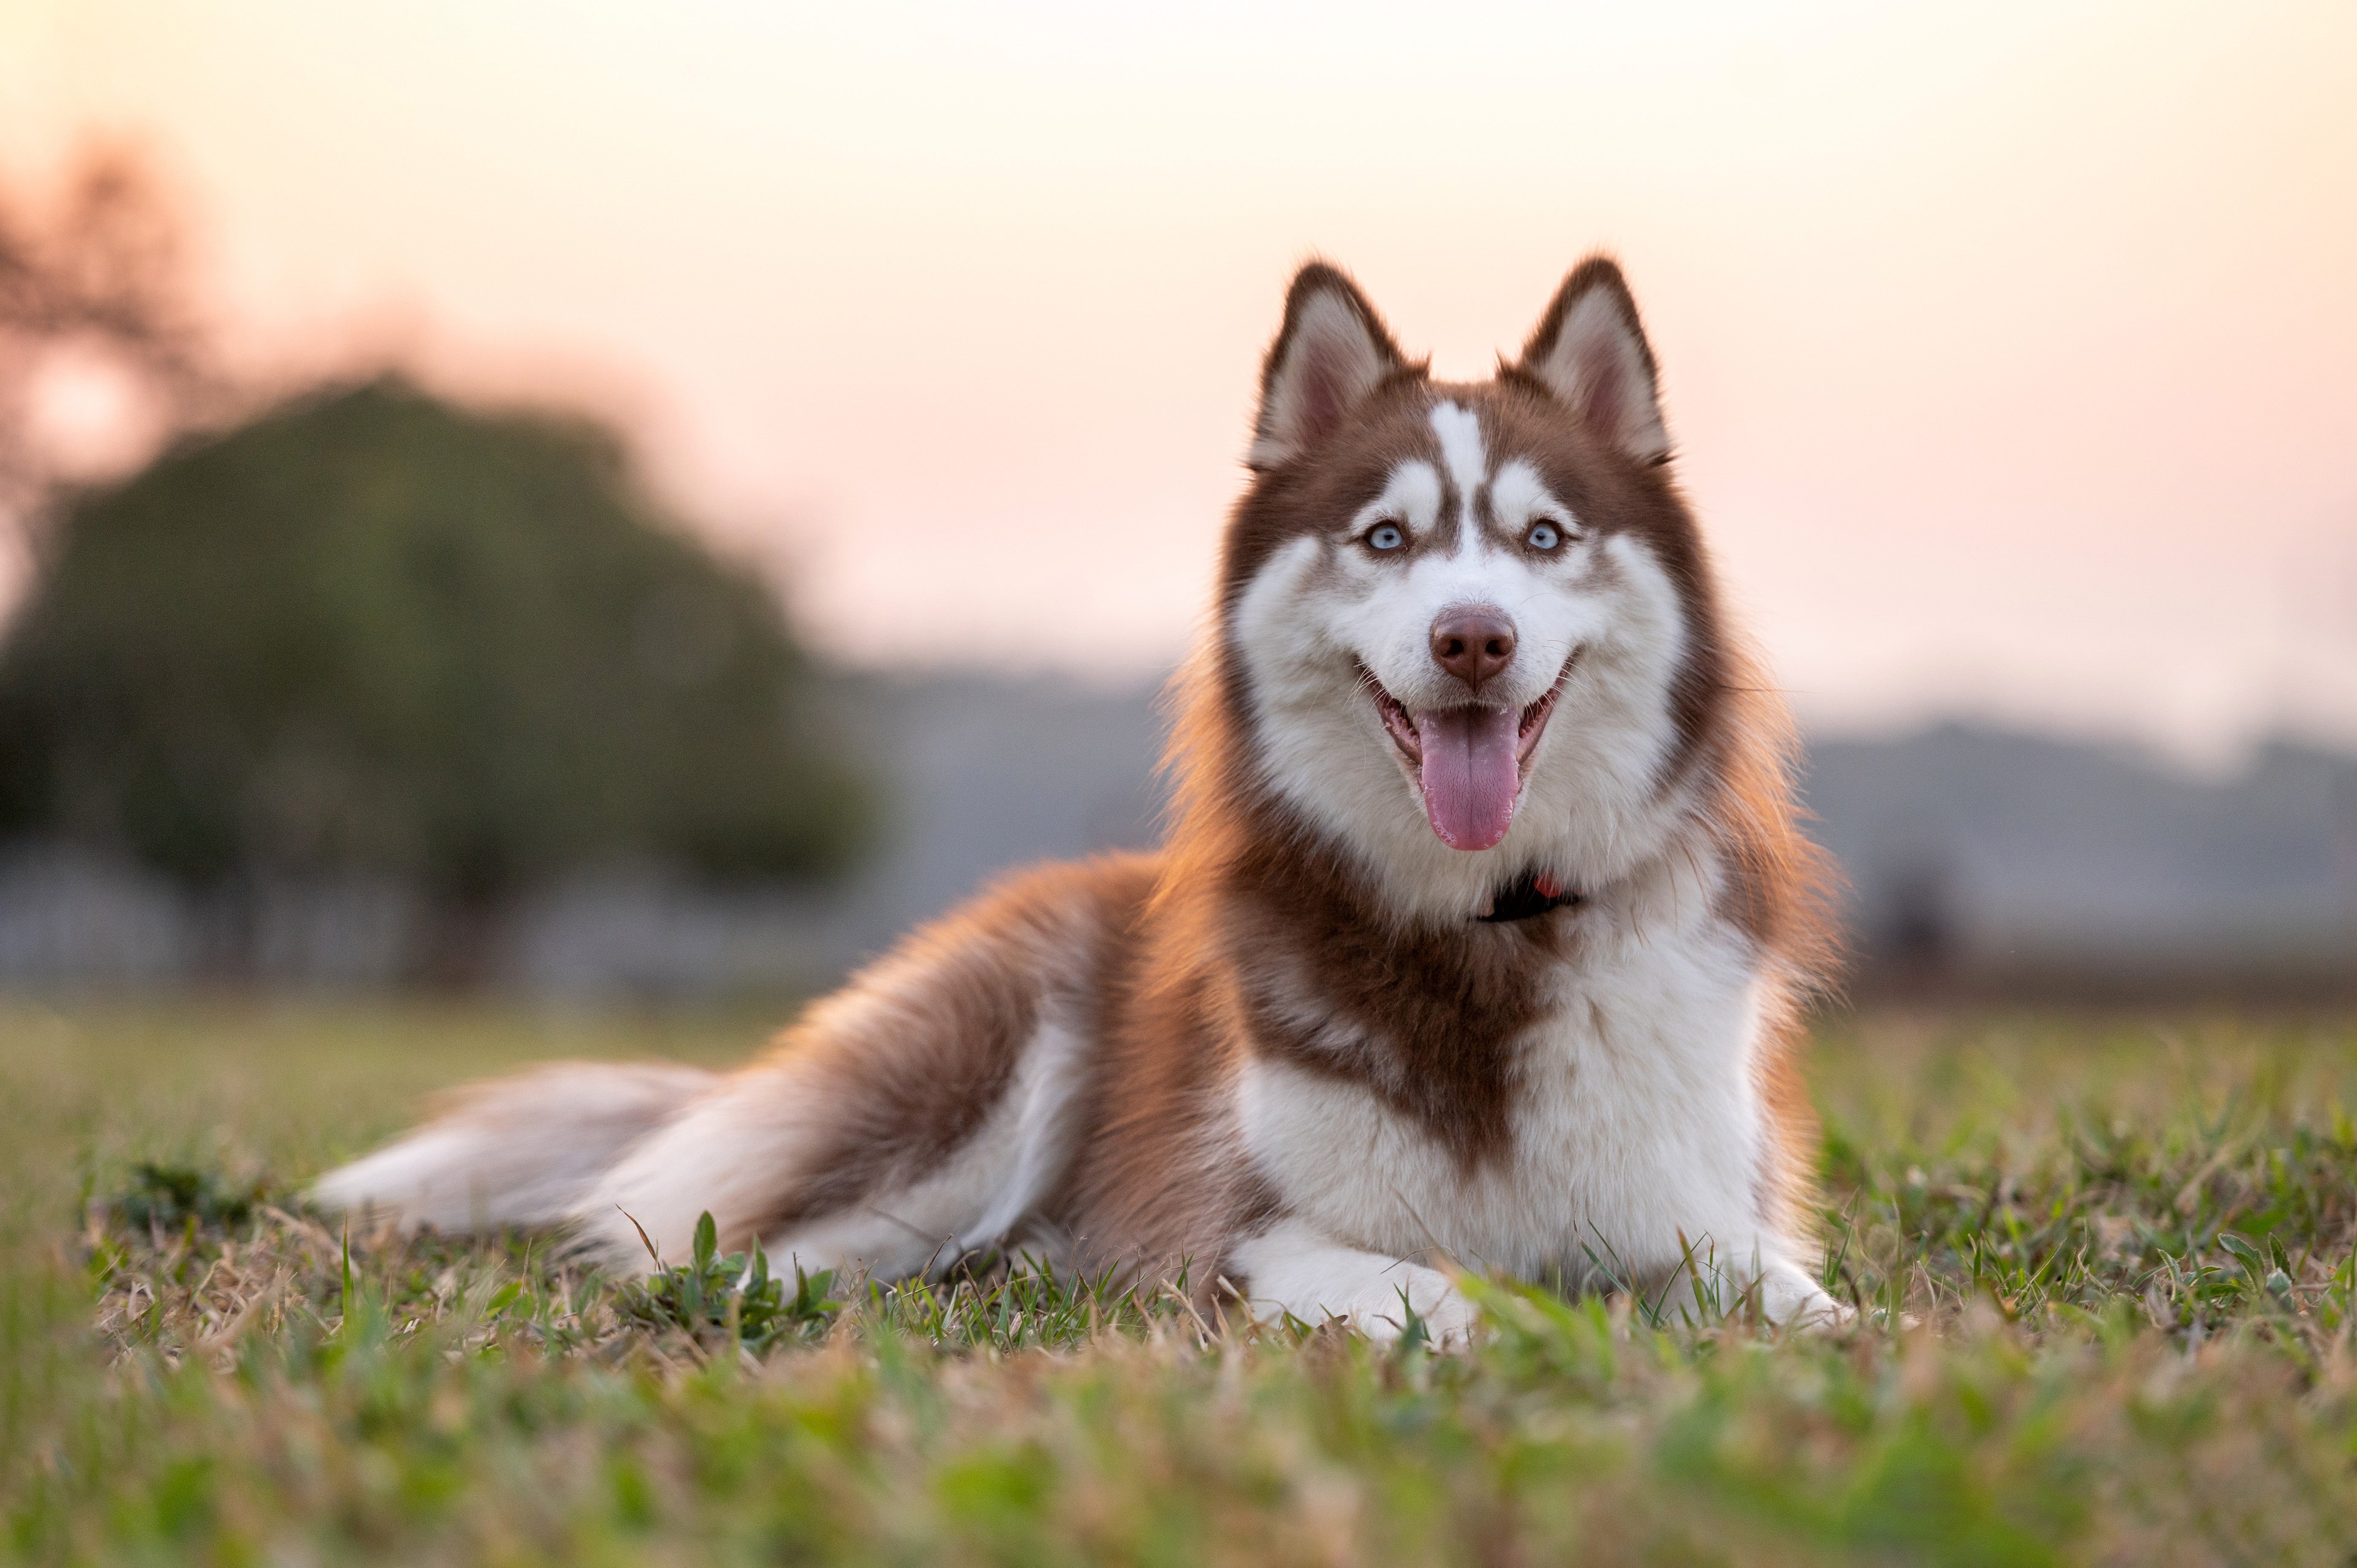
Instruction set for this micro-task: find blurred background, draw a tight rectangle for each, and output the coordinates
[0,0,2350,1004]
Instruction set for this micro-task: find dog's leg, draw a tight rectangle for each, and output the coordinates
[578,1016,1091,1281]
[313,859,1150,1281]
[1650,1234,1848,1329]
[566,861,1146,1275]
[312,1062,716,1233]
[1226,1218,1478,1342]
[1757,1263,1849,1328]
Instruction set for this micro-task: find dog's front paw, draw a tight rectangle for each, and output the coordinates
[1759,1266,1852,1331]
[1231,1223,1479,1345]
[1377,1274,1478,1345]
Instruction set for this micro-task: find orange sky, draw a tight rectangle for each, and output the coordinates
[5,0,2354,761]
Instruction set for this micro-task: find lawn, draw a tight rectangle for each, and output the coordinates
[3,998,2354,1565]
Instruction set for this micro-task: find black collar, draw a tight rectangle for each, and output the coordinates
[1477,870,1584,923]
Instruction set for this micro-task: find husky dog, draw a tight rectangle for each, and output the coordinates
[317,258,1841,1335]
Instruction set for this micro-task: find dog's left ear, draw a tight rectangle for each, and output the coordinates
[1247,262,1410,471]
[1512,256,1671,464]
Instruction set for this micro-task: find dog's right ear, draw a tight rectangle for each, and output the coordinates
[1247,263,1409,471]
[1511,257,1670,464]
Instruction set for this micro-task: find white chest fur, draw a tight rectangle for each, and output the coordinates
[1235,913,1778,1286]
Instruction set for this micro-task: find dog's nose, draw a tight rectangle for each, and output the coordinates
[1429,606,1517,694]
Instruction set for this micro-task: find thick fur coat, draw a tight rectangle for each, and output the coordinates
[317,258,1842,1334]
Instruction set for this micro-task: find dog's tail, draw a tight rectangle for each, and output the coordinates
[310,1061,716,1235]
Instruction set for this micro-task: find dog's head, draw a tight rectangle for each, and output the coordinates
[1216,258,1736,916]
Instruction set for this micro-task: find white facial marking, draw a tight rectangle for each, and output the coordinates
[1487,459,1580,557]
[1427,401,1488,548]
[1230,384,1716,916]
[1348,459,1443,546]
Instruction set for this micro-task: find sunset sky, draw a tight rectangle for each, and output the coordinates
[5,0,2353,761]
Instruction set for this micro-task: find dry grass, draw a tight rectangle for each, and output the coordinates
[3,998,2355,1565]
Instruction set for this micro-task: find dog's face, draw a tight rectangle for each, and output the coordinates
[1219,261,1728,916]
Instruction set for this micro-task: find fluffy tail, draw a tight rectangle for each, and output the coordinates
[311,1062,716,1234]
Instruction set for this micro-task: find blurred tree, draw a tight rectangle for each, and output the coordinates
[0,146,228,524]
[0,378,874,979]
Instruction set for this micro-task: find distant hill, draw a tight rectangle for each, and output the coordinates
[782,682,2357,997]
[1802,726,2357,996]
[817,671,1167,959]
[3,672,2351,999]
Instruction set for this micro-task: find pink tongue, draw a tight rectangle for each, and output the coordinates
[1414,707,1522,850]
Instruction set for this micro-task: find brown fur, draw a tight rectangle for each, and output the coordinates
[320,254,1840,1307]
[1222,797,1565,1172]
[735,853,1159,1244]
[876,256,1833,1277]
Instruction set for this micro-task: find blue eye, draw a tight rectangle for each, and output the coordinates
[1365,522,1405,552]
[1527,521,1562,550]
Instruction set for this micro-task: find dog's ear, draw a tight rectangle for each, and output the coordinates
[1247,262,1409,471]
[1512,256,1670,464]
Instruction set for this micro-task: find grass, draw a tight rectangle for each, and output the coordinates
[3,999,2355,1565]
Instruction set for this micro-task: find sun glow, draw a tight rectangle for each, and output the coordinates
[4,0,2353,758]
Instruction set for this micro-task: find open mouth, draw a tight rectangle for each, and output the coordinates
[1361,658,1572,851]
